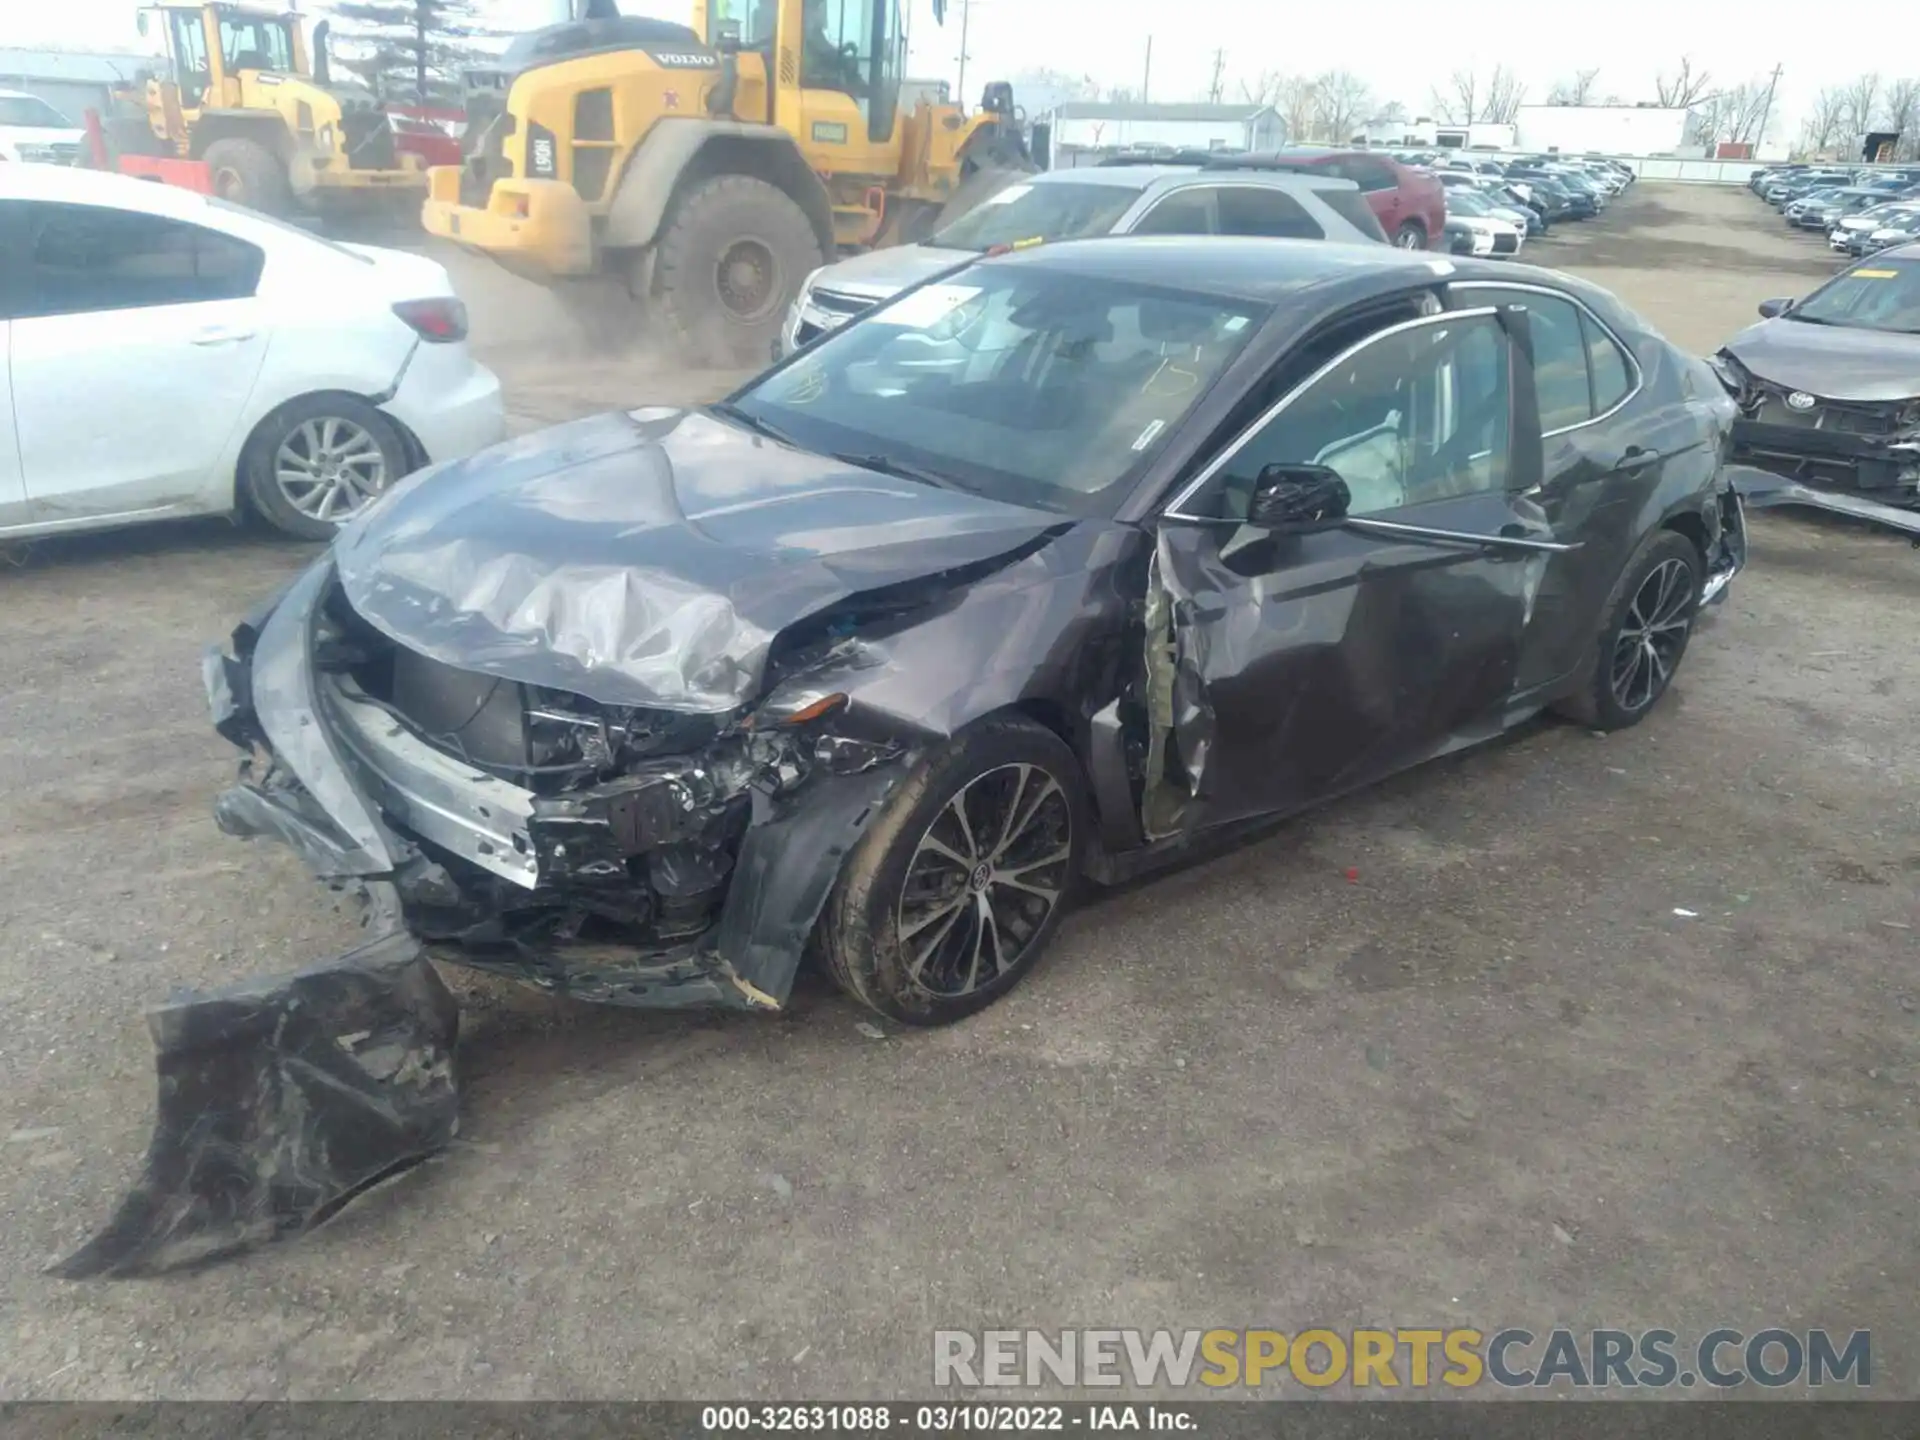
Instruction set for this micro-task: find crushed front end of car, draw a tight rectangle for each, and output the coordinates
[56,408,1063,1278]
[1711,352,1920,520]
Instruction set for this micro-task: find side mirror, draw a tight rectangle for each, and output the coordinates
[1757,297,1794,319]
[137,9,149,34]
[1248,463,1350,530]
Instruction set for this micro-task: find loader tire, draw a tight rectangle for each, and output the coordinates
[202,137,293,217]
[648,175,825,367]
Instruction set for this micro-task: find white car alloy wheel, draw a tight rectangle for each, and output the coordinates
[275,416,392,523]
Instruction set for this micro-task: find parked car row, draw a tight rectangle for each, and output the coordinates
[784,151,1443,353]
[1747,162,1920,257]
[1396,150,1633,258]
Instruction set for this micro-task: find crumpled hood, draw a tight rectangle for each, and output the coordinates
[1721,318,1920,403]
[332,408,1061,713]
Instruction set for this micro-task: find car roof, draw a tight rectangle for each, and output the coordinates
[979,234,1474,304]
[0,162,230,218]
[1033,164,1362,194]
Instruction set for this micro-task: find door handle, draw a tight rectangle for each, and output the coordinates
[1615,446,1660,472]
[190,326,256,345]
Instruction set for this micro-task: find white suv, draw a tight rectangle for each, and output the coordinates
[0,88,85,166]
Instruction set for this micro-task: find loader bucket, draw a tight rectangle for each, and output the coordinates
[50,932,460,1280]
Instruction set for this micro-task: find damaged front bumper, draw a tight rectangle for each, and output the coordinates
[60,560,912,1278]
[207,559,911,1012]
[1725,387,1920,505]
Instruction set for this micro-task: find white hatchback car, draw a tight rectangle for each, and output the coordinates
[0,164,504,542]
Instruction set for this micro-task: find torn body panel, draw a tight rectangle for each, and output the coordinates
[51,921,458,1280]
[1149,507,1537,836]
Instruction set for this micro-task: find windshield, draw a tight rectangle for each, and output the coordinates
[1446,190,1491,216]
[726,266,1265,511]
[0,95,73,128]
[926,181,1142,253]
[1791,256,1920,333]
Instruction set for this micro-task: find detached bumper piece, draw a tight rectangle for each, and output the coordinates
[1730,466,1920,541]
[50,928,458,1279]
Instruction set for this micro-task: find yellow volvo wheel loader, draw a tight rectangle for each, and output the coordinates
[423,0,1030,362]
[127,2,427,218]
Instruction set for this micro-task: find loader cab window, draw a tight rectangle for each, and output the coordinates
[800,0,902,140]
[168,9,213,104]
[218,13,295,74]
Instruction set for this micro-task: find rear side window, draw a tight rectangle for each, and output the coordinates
[1316,188,1388,241]
[1462,286,1637,429]
[1346,158,1398,192]
[1212,187,1323,240]
[1581,311,1634,413]
[1130,189,1215,236]
[16,201,264,319]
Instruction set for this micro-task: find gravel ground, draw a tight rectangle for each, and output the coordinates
[1,182,1915,1401]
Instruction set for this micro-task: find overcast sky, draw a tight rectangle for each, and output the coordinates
[33,0,1880,139]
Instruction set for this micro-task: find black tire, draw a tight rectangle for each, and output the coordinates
[820,715,1089,1027]
[1393,220,1427,250]
[239,394,410,541]
[200,136,293,217]
[1554,529,1702,731]
[647,175,825,366]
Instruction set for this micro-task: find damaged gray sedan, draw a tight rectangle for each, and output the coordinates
[63,237,1748,1278]
[1714,244,1920,532]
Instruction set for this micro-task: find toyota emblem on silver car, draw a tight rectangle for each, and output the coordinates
[1786,392,1817,410]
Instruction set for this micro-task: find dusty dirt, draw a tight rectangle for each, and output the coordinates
[2,184,1916,1400]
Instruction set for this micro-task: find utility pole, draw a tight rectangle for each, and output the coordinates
[1208,47,1224,104]
[1754,62,1783,155]
[1141,35,1151,105]
[956,0,972,110]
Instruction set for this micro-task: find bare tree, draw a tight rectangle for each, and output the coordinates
[1237,70,1285,107]
[1655,55,1712,109]
[1430,65,1525,124]
[1883,77,1920,160]
[1484,65,1527,123]
[1277,75,1321,142]
[1839,72,1882,143]
[1798,87,1849,156]
[1547,68,1601,106]
[1693,81,1773,151]
[1312,70,1373,144]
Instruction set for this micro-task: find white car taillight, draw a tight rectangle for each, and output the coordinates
[393,298,469,343]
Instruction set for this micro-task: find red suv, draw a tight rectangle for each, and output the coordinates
[1204,148,1448,251]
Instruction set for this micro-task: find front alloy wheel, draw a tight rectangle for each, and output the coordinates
[820,716,1088,1026]
[896,763,1072,999]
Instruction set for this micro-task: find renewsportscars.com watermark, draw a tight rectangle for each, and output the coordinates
[933,1328,1872,1391]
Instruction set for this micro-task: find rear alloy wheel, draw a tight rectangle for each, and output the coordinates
[241,394,409,541]
[1555,529,1702,731]
[1393,221,1426,249]
[821,716,1087,1026]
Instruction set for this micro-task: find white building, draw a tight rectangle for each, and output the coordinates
[1044,102,1284,166]
[1513,105,1695,156]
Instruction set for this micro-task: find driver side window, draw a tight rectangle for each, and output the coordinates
[1182,312,1512,521]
